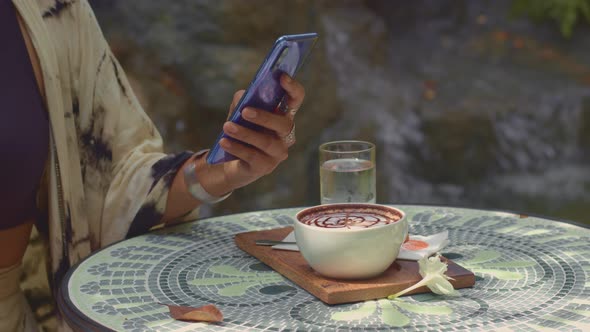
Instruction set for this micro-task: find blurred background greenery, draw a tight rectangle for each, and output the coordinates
[510,0,590,38]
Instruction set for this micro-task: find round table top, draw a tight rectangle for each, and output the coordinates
[58,205,590,331]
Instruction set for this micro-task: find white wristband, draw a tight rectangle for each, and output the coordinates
[184,150,232,204]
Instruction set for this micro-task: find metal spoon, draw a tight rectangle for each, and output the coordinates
[255,240,297,246]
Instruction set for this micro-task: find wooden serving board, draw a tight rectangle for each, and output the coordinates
[234,227,475,304]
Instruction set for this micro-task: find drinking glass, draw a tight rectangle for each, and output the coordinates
[319,140,376,204]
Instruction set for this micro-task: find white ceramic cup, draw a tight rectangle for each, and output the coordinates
[294,203,408,280]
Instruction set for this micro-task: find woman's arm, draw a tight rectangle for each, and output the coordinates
[76,0,305,239]
[74,0,195,242]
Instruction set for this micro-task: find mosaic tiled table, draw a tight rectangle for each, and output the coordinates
[58,205,590,331]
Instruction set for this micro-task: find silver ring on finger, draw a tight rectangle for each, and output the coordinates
[287,106,299,117]
[282,124,296,146]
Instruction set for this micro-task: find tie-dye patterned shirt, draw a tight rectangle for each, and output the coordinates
[12,0,199,326]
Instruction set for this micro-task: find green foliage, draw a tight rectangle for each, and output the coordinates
[511,0,590,38]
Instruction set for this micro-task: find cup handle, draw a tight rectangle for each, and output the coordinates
[403,220,409,242]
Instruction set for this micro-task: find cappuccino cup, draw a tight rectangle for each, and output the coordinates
[294,203,407,279]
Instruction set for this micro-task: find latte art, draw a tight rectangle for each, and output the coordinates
[300,210,401,229]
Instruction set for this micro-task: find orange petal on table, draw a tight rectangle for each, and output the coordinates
[161,303,223,323]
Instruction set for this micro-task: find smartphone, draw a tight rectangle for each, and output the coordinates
[206,33,319,164]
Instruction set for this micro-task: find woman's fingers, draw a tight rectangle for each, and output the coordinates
[213,78,305,190]
[280,74,305,118]
[227,90,245,120]
[219,138,278,176]
[241,107,293,139]
[221,75,301,165]
[222,122,288,161]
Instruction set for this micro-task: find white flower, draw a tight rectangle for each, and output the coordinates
[388,253,460,299]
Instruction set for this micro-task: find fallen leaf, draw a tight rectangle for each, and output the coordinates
[160,303,223,323]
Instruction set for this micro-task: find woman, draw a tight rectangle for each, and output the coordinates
[0,0,305,331]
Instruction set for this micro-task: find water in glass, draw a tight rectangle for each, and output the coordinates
[320,158,376,204]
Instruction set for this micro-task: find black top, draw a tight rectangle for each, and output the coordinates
[0,0,50,229]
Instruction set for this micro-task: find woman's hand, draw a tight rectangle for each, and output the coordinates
[163,74,304,221]
[194,74,305,197]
